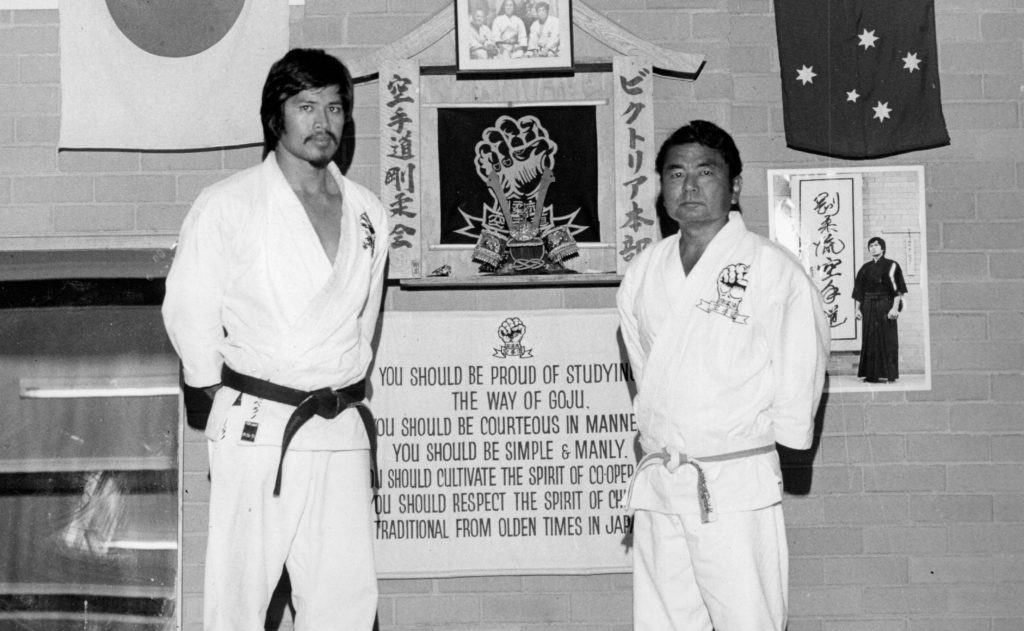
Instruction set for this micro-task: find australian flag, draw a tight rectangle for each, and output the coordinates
[774,0,950,159]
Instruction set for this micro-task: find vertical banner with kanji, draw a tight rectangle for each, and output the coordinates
[794,174,863,347]
[379,60,422,278]
[769,172,863,350]
[613,56,658,273]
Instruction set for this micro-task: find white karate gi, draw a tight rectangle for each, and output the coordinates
[527,16,560,55]
[163,153,388,630]
[491,14,527,57]
[617,213,829,631]
[467,22,497,59]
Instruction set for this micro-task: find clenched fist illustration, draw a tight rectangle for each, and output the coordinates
[498,317,526,345]
[475,115,557,200]
[717,263,749,311]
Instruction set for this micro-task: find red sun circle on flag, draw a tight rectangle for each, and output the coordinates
[105,0,245,58]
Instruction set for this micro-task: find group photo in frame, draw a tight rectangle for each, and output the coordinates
[767,166,933,394]
[455,0,574,73]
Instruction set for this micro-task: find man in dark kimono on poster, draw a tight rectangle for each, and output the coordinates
[852,236,908,383]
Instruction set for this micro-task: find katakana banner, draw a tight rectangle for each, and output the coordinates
[59,0,288,150]
[774,0,950,159]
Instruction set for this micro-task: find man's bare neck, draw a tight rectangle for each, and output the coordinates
[677,217,728,274]
[276,150,343,262]
[276,151,336,196]
[678,216,727,248]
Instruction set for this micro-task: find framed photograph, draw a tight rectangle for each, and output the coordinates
[455,0,574,74]
[767,166,932,394]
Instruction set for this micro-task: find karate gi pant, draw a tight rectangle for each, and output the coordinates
[632,504,788,631]
[204,440,377,631]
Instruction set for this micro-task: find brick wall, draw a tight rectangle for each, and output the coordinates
[2,0,1023,629]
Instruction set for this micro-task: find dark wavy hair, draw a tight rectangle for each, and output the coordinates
[260,48,353,159]
[868,236,886,254]
[654,119,743,182]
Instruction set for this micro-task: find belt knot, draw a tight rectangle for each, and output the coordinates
[308,387,344,419]
[220,365,376,498]
[624,443,777,524]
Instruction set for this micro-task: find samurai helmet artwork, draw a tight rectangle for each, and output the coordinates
[471,114,578,274]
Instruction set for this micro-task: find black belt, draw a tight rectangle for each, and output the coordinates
[221,365,377,497]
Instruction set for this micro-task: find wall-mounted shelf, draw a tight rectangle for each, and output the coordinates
[399,272,621,289]
[20,375,178,399]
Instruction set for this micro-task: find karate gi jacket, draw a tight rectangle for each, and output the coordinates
[527,16,560,53]
[467,23,497,56]
[617,214,829,516]
[492,14,527,49]
[163,153,388,451]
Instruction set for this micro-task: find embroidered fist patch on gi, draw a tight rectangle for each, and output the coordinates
[359,212,376,256]
[697,263,750,324]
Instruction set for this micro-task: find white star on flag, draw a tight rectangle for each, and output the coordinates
[858,28,878,49]
[902,52,922,72]
[846,89,860,103]
[796,65,817,85]
[872,101,892,122]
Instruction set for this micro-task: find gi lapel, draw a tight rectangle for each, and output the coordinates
[263,155,336,327]
[636,215,753,425]
[270,171,373,378]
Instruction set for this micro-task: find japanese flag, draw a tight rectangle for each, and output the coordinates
[59,0,289,150]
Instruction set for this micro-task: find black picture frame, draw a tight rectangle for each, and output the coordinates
[455,0,574,74]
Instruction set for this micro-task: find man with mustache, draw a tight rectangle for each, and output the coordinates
[163,48,387,630]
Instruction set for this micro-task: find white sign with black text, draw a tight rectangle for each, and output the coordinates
[370,309,636,577]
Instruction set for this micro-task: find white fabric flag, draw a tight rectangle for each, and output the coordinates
[59,0,289,150]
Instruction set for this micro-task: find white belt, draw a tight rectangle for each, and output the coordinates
[626,444,777,523]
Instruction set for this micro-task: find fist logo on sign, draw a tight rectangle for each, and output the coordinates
[494,316,533,358]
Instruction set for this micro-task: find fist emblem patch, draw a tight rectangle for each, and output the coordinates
[697,263,750,324]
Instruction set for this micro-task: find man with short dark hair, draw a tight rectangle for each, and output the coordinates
[853,235,907,383]
[163,48,386,630]
[527,2,560,57]
[617,120,829,630]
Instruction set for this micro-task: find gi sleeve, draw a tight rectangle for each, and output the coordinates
[891,261,908,295]
[161,190,232,389]
[527,23,539,50]
[616,262,646,387]
[357,199,389,368]
[851,264,865,303]
[769,266,830,450]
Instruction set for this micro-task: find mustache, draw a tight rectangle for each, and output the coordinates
[305,131,338,144]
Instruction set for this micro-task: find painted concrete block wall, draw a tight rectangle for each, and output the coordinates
[2,1,1023,629]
